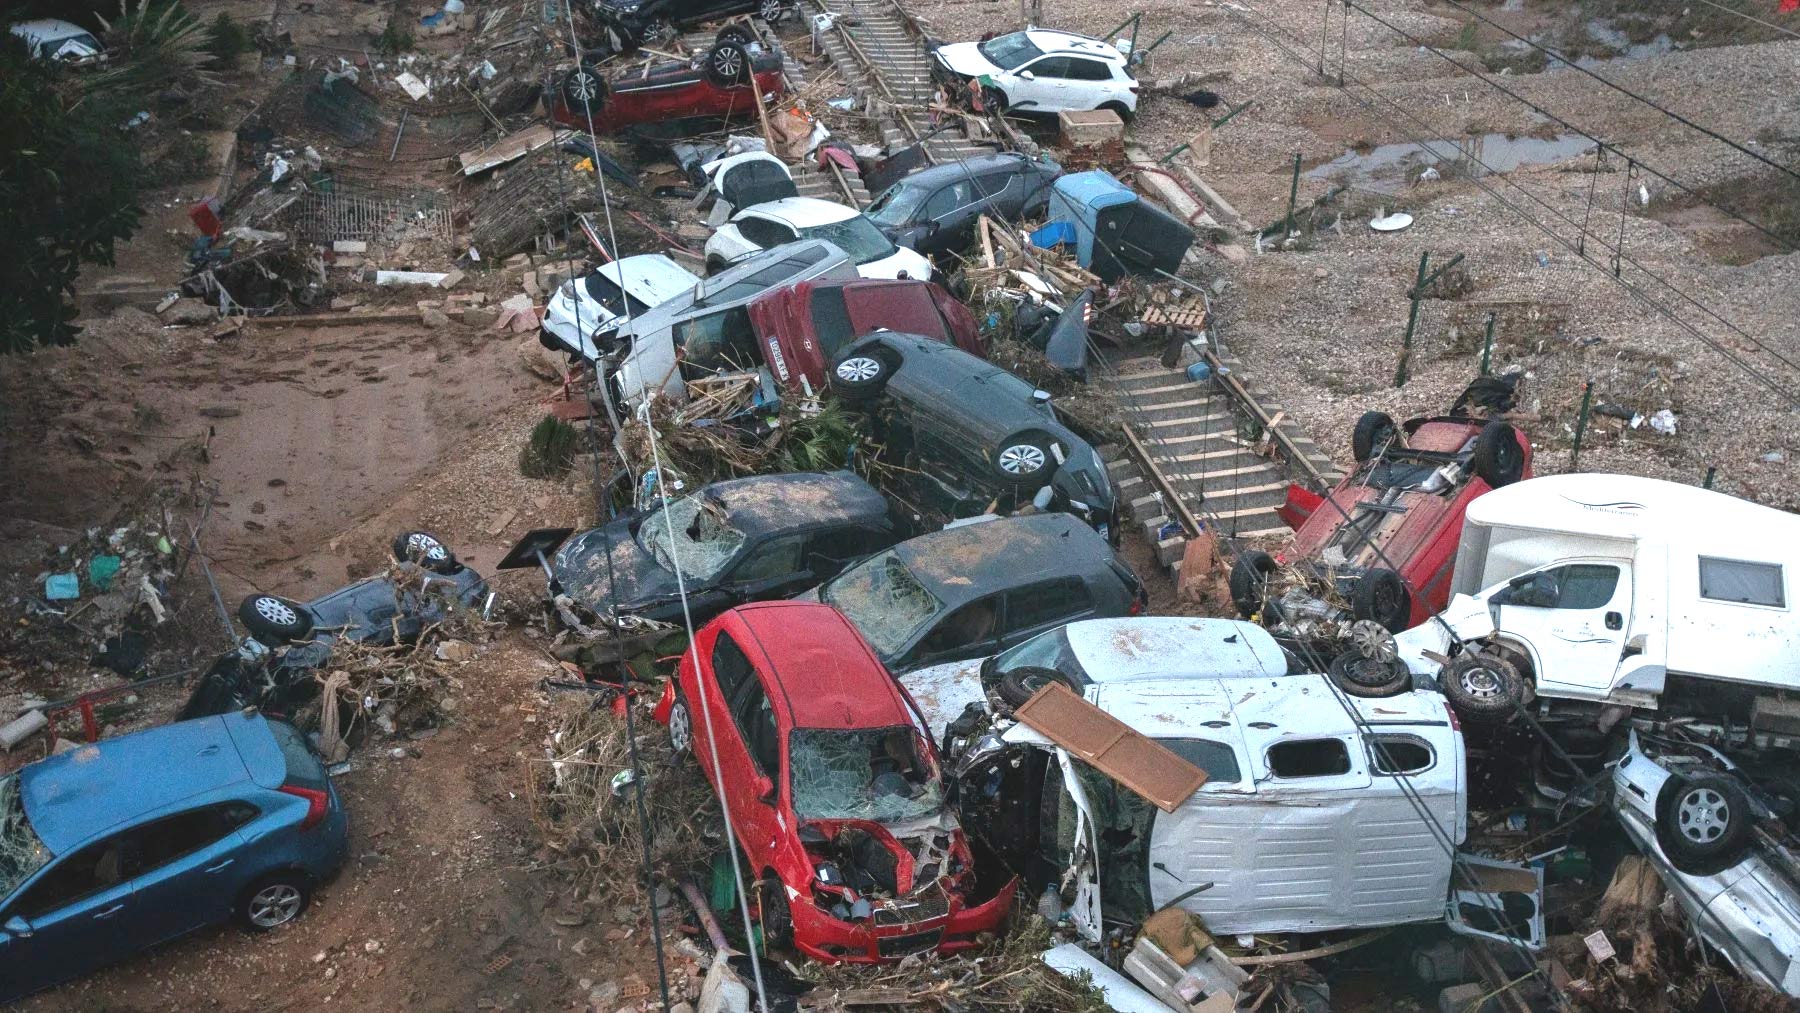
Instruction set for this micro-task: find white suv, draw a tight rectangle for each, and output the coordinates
[933,30,1139,118]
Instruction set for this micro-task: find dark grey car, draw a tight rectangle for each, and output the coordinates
[799,513,1145,673]
[866,152,1063,257]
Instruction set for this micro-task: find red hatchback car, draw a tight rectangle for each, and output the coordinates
[746,277,984,394]
[656,601,1014,962]
[552,41,784,134]
[1233,380,1530,691]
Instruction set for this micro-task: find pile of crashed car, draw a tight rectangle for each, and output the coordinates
[5,9,1799,1011]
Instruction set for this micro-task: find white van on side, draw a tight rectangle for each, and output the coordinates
[948,673,1544,947]
[1393,474,1800,738]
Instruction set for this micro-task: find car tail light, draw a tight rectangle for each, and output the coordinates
[1446,707,1462,732]
[1129,596,1145,616]
[1081,300,1093,325]
[280,784,329,831]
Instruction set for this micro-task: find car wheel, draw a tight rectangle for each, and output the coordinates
[980,85,1008,114]
[238,594,315,646]
[991,430,1058,487]
[1656,774,1753,873]
[238,872,312,932]
[1350,567,1411,633]
[1099,100,1134,122]
[757,873,794,951]
[562,64,608,112]
[716,24,755,48]
[757,0,789,23]
[996,666,1079,712]
[1351,410,1398,462]
[667,695,693,756]
[391,530,460,574]
[1440,650,1526,722]
[1227,549,1279,619]
[828,348,894,402]
[1327,649,1412,698]
[1471,420,1525,487]
[704,41,750,87]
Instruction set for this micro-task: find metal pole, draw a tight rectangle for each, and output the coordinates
[1320,0,1331,77]
[1395,251,1429,388]
[1479,311,1496,376]
[1703,466,1717,490]
[1129,12,1142,55]
[1284,152,1301,237]
[1569,381,1594,471]
[1211,98,1254,131]
[1100,12,1138,43]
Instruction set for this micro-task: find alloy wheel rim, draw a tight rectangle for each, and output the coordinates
[714,48,742,80]
[998,444,1046,474]
[408,533,447,560]
[669,703,691,752]
[760,0,782,19]
[1677,788,1729,843]
[254,597,298,626]
[571,71,599,102]
[249,884,302,927]
[836,356,880,382]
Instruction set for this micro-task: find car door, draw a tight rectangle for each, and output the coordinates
[1009,56,1069,110]
[0,834,137,998]
[998,577,1096,651]
[1062,57,1118,109]
[725,660,786,864]
[688,626,755,788]
[1491,560,1632,695]
[910,181,973,255]
[902,593,1003,671]
[721,533,812,603]
[119,801,263,946]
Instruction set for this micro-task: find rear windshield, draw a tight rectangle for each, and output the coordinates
[796,216,895,266]
[267,720,327,791]
[821,550,943,658]
[582,273,651,319]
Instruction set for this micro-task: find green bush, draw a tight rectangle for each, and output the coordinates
[520,415,580,478]
[206,12,249,67]
[376,24,414,55]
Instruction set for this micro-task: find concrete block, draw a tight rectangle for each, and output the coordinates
[1059,109,1124,146]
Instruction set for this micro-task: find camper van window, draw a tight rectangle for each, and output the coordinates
[1368,735,1435,776]
[1157,738,1242,786]
[1494,563,1618,610]
[1267,738,1352,779]
[1699,557,1785,608]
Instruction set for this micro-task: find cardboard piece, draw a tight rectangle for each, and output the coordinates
[1141,906,1207,966]
[1013,683,1208,812]
[459,124,562,175]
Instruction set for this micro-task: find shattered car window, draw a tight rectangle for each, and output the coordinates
[790,727,944,823]
[797,216,897,266]
[821,551,943,658]
[866,183,928,227]
[0,775,52,900]
[636,494,745,583]
[986,626,1085,691]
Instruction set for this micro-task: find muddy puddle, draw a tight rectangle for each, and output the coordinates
[1306,132,1593,194]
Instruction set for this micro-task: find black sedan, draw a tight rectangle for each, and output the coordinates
[865,151,1062,257]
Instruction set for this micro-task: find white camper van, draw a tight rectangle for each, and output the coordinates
[1394,474,1800,737]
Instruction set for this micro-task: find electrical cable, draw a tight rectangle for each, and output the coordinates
[1218,0,1800,408]
[558,10,774,1011]
[1340,0,1798,253]
[1432,0,1800,185]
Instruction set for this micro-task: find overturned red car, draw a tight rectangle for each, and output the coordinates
[746,277,985,394]
[1232,376,1532,692]
[551,40,784,134]
[656,601,1014,962]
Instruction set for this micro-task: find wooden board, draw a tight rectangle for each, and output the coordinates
[1013,683,1207,812]
[459,124,562,175]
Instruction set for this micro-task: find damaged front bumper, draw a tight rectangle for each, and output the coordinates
[788,875,1017,963]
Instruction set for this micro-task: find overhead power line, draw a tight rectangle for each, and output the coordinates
[1685,0,1800,41]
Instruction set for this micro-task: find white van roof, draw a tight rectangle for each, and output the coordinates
[1061,617,1291,682]
[1464,473,1799,545]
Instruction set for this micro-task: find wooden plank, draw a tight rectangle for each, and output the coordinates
[459,124,560,175]
[1013,683,1207,813]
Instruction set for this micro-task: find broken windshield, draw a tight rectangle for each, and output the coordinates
[0,774,51,901]
[790,726,944,823]
[635,494,745,583]
[797,216,896,266]
[985,626,1085,691]
[820,550,943,658]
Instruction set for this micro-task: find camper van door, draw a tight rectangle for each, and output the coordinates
[1492,558,1634,696]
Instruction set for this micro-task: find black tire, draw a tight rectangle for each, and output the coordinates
[1228,549,1278,618]
[238,594,314,646]
[980,85,1008,113]
[1351,410,1398,462]
[990,430,1058,488]
[1327,649,1412,698]
[561,64,607,112]
[237,871,312,932]
[828,346,894,402]
[1098,100,1134,122]
[1350,567,1411,633]
[756,0,789,23]
[757,873,793,950]
[996,666,1079,712]
[391,530,459,574]
[715,24,755,48]
[1471,420,1525,487]
[1656,774,1753,874]
[704,41,750,87]
[1440,651,1526,722]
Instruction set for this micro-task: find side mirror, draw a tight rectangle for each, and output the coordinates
[3,915,32,939]
[1019,70,1035,80]
[755,775,776,802]
[1507,573,1535,590]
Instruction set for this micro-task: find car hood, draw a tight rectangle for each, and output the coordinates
[898,657,988,739]
[551,518,680,612]
[934,42,1000,79]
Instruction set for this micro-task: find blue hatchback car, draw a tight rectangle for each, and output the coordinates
[0,712,349,1002]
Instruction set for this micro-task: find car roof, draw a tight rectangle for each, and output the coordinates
[892,513,1114,606]
[1063,618,1291,681]
[1087,674,1451,741]
[18,713,268,856]
[1022,29,1127,62]
[731,602,913,729]
[700,470,890,537]
[896,152,1037,187]
[10,19,96,38]
[742,196,858,227]
[863,331,1063,443]
[623,240,850,335]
